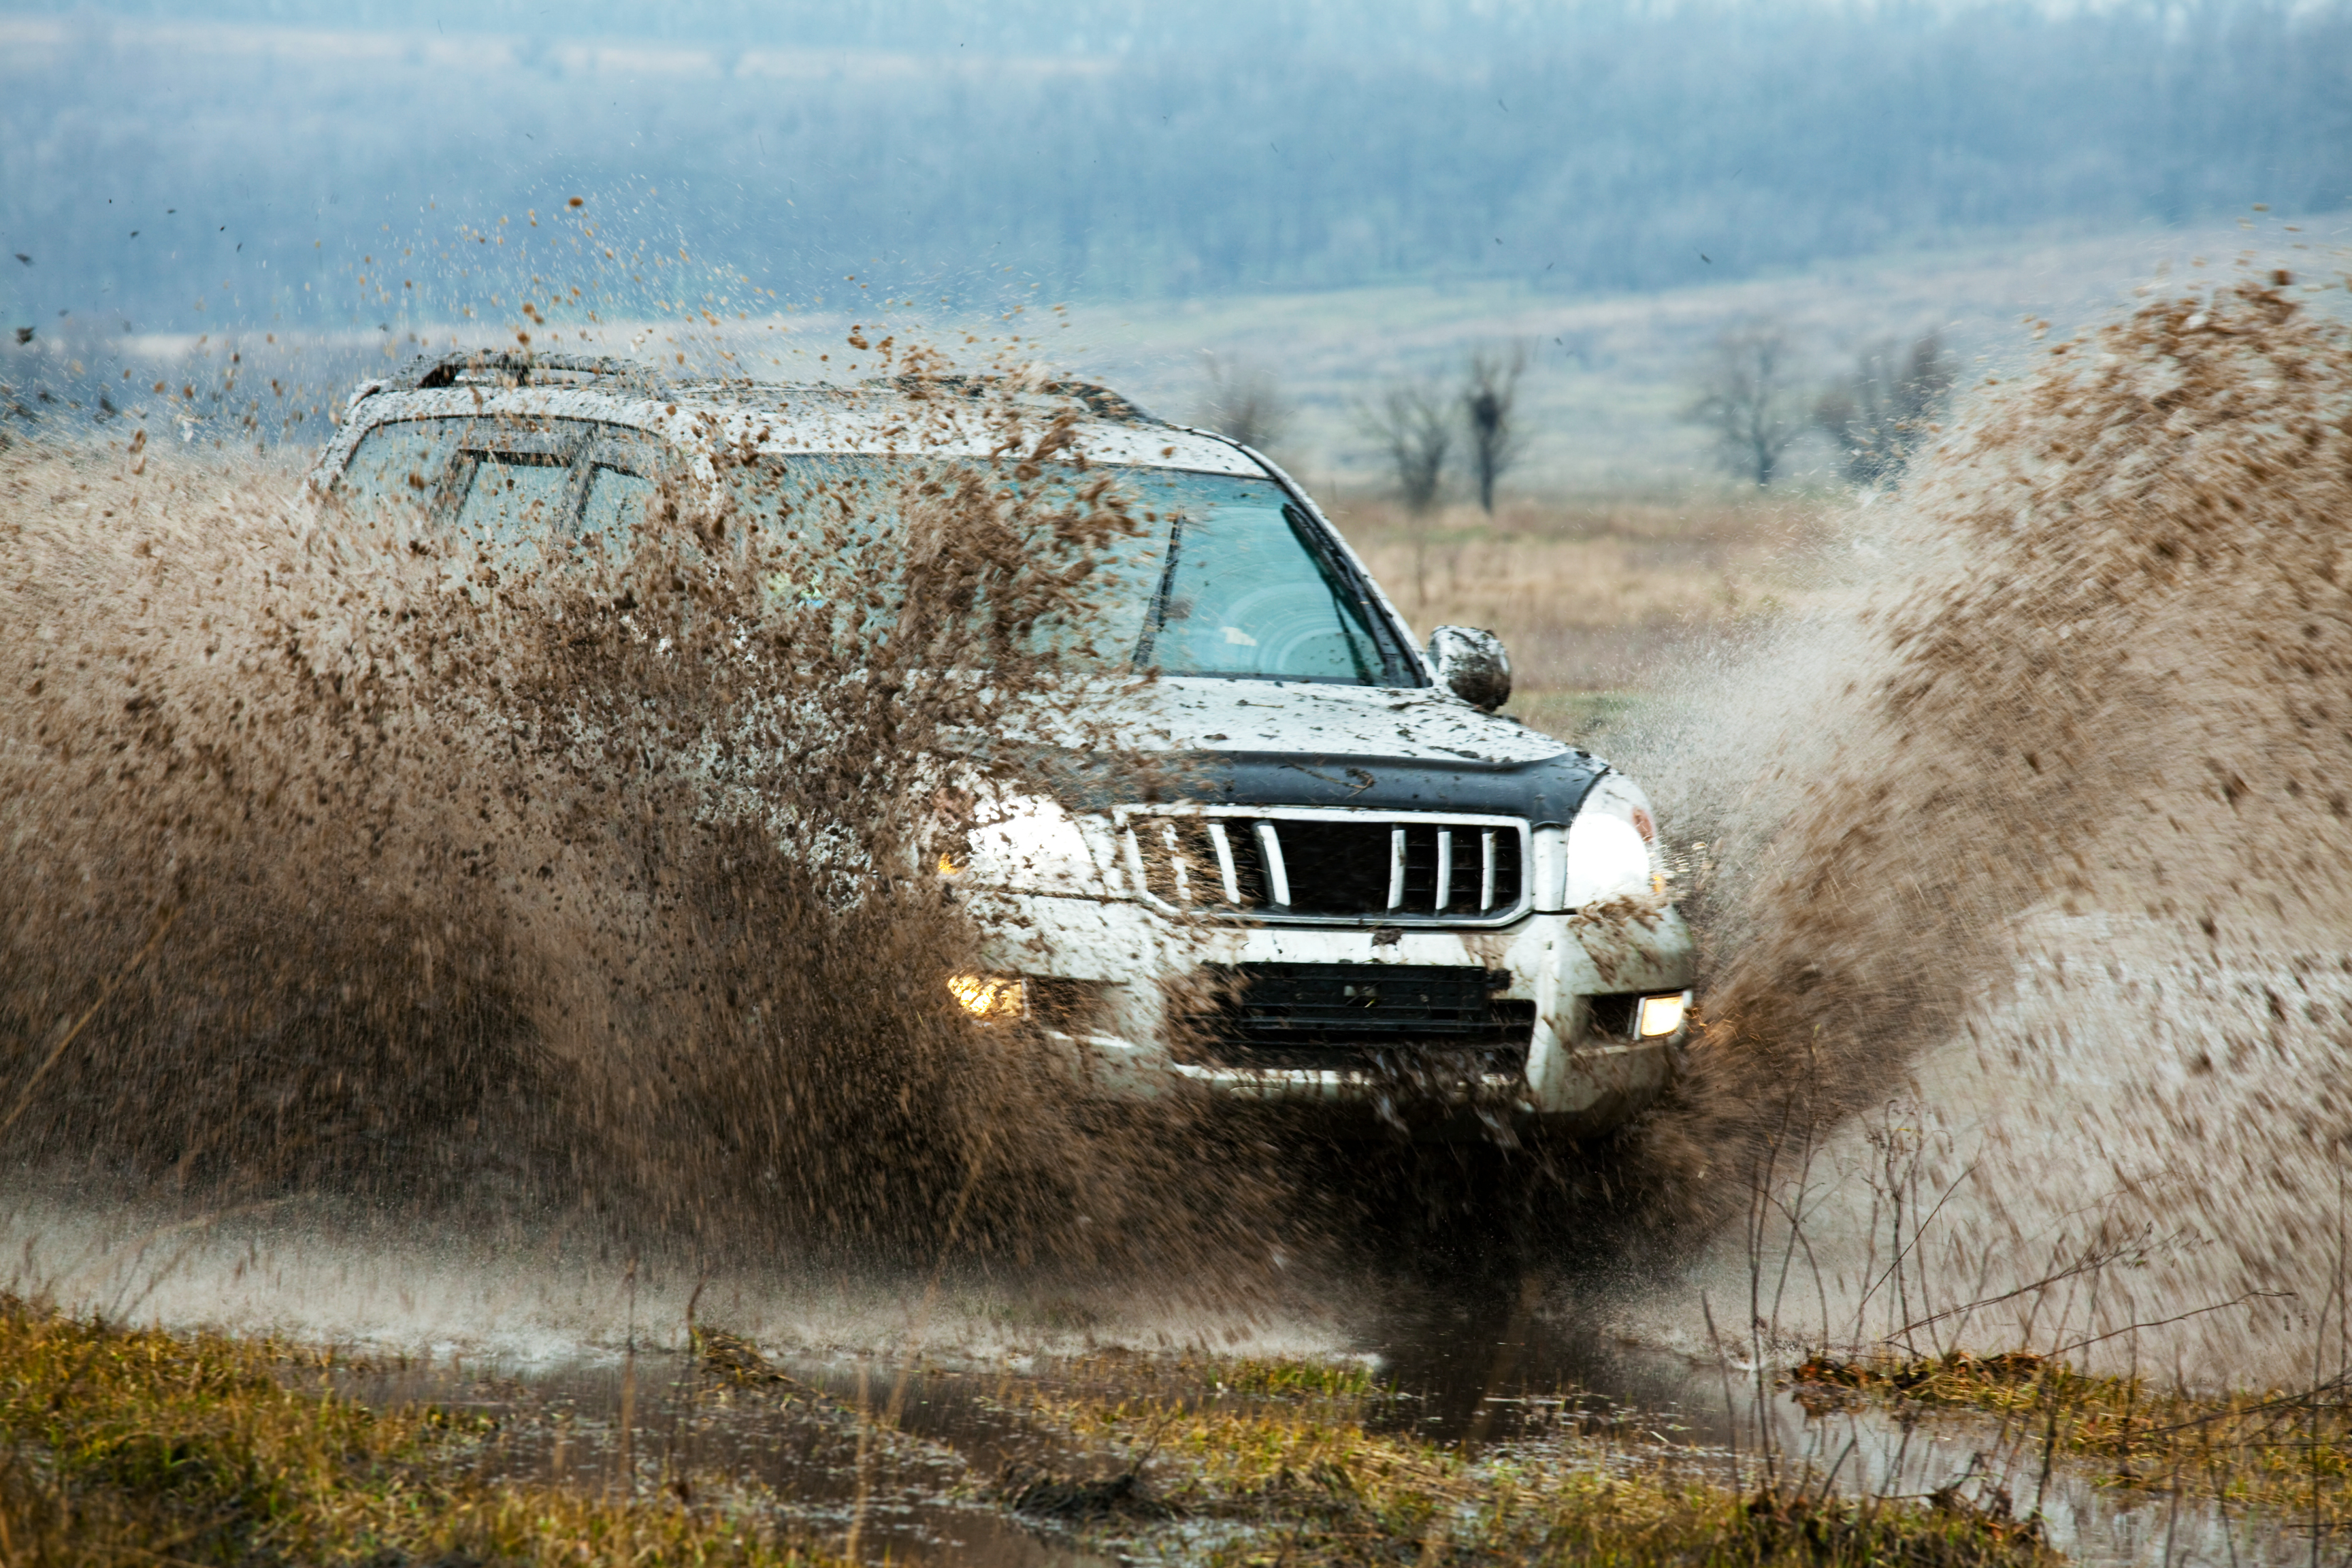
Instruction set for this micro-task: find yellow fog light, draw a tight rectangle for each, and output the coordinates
[1635,990,1691,1038]
[947,973,1026,1022]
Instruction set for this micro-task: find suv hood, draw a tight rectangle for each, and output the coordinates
[1020,679,1610,829]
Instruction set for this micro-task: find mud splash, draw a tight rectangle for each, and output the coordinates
[0,391,1278,1294]
[1620,274,2352,1382]
[13,271,2352,1399]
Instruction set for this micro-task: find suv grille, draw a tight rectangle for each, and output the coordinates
[1122,808,1527,924]
[1175,962,1535,1073]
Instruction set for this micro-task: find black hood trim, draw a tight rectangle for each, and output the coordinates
[1026,746,1607,828]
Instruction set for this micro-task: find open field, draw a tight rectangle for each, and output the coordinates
[1322,491,1840,739]
[1058,215,2352,493]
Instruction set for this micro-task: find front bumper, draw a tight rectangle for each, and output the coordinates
[966,891,1697,1136]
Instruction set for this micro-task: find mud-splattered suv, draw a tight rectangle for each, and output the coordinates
[314,353,1695,1139]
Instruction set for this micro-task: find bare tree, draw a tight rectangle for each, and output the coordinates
[1195,353,1293,454]
[1814,331,1957,487]
[1686,321,1808,488]
[1460,342,1528,515]
[1359,379,1452,514]
[1357,378,1453,606]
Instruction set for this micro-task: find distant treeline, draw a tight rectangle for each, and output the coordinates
[3,0,2347,333]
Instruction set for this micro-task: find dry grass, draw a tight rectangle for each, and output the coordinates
[0,1296,840,1567]
[1321,493,1838,739]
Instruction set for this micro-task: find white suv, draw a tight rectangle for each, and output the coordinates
[315,353,1696,1140]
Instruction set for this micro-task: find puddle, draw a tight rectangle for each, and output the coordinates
[332,1350,1113,1568]
[328,1293,2309,1568]
[1358,1286,2308,1568]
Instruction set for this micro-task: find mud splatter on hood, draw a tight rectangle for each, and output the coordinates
[994,678,1612,822]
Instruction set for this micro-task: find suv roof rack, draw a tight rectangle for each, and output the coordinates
[389,350,663,392]
[860,373,1158,424]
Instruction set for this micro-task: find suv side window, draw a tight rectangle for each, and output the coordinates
[450,423,579,556]
[328,417,468,530]
[331,416,676,561]
[576,430,667,555]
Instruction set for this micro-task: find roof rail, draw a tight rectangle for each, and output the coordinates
[387,350,663,392]
[860,373,1159,424]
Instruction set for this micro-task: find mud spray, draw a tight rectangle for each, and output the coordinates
[0,377,1313,1351]
[6,274,2352,1390]
[1601,274,2352,1388]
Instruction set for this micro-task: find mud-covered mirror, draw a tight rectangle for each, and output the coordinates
[1427,625,1512,711]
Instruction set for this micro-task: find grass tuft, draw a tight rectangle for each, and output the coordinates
[0,1295,843,1566]
[1795,1348,2352,1530]
[1022,1375,2055,1565]
[1209,1357,1381,1400]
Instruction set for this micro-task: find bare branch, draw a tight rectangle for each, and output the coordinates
[1460,342,1528,515]
[1685,320,1808,488]
[1194,353,1292,455]
[1356,378,1451,516]
[1814,331,1957,487]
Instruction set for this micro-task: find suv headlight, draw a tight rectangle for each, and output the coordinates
[938,794,1106,896]
[1562,774,1668,908]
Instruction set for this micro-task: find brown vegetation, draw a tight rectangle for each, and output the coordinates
[1324,491,1835,735]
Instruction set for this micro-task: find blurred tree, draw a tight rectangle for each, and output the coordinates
[1358,378,1452,606]
[1460,343,1527,515]
[1360,379,1452,515]
[1195,353,1292,453]
[1814,332,1958,487]
[1686,322,1808,488]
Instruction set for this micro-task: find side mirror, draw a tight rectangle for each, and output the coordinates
[1427,625,1512,712]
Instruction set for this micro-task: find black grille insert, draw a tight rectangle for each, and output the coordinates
[1177,962,1535,1073]
[1129,813,1525,921]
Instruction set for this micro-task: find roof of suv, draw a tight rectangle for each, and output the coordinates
[331,351,1265,476]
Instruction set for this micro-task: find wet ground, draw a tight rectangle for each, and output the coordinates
[328,1284,2309,1568]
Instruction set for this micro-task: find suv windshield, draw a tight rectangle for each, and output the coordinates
[732,459,1416,686]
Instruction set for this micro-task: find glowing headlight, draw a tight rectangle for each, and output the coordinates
[949,795,1102,894]
[1636,990,1691,1038]
[1563,809,1654,907]
[947,974,1026,1021]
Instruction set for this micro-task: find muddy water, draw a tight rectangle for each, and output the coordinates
[331,1352,1113,1568]
[331,1305,2306,1568]
[1605,274,2352,1386]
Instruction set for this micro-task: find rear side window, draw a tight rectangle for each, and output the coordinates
[328,418,468,529]
[327,416,672,561]
[576,432,666,555]
[448,425,578,561]
[453,450,576,562]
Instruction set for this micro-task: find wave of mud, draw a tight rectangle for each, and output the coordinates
[16,276,2352,1391]
[0,396,1281,1304]
[1620,275,2352,1383]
